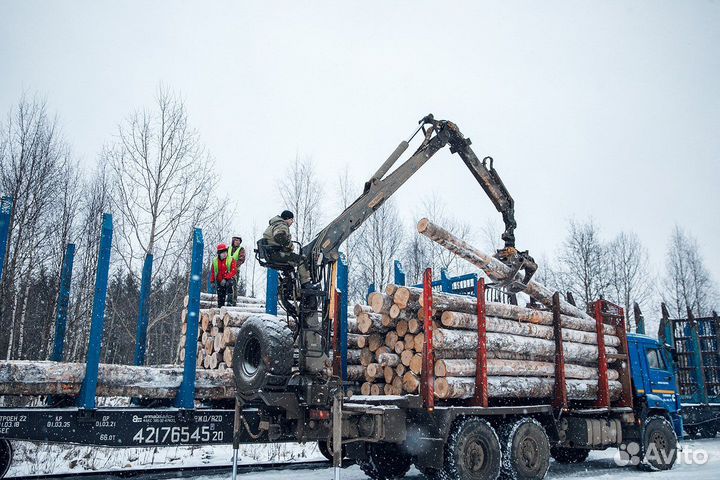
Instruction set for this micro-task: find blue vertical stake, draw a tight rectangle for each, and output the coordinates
[134,253,154,366]
[338,253,349,382]
[440,269,451,292]
[77,213,113,409]
[176,228,204,409]
[51,243,76,362]
[393,260,406,286]
[266,269,278,315]
[0,196,13,283]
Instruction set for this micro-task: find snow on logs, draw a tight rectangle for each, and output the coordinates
[350,286,622,399]
[417,218,595,321]
[179,292,293,371]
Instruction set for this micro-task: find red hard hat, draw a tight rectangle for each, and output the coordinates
[217,243,228,252]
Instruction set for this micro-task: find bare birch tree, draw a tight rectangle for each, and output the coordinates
[277,155,324,246]
[0,94,70,359]
[66,164,112,361]
[103,86,218,357]
[662,226,717,318]
[606,231,655,327]
[354,200,404,296]
[557,219,609,309]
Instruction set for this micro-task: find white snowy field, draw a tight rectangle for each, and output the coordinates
[6,441,324,477]
[6,437,720,478]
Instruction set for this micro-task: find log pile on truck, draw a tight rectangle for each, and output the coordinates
[352,283,622,401]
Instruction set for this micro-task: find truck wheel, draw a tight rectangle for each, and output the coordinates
[638,416,677,471]
[499,418,550,480]
[357,442,411,480]
[318,439,346,462]
[232,315,294,394]
[0,440,12,478]
[444,417,501,480]
[549,446,589,464]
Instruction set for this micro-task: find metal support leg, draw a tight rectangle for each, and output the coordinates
[332,388,343,480]
[232,398,241,480]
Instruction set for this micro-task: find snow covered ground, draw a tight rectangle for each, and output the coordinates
[6,441,324,477]
[7,437,720,479]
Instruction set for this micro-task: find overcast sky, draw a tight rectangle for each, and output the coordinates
[2,1,719,293]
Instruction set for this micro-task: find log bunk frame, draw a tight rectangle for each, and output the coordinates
[415,267,636,416]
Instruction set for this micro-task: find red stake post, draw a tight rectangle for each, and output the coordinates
[421,268,435,411]
[471,278,488,407]
[594,301,610,408]
[552,292,568,410]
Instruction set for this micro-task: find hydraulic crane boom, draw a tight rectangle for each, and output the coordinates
[302,114,535,287]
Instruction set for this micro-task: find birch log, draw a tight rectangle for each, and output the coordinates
[358,312,388,334]
[0,360,237,399]
[440,312,619,346]
[434,358,619,381]
[417,218,594,321]
[434,328,617,365]
[435,376,623,401]
[369,293,393,313]
[434,299,615,335]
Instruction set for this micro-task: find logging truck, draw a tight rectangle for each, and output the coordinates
[236,116,683,478]
[0,116,694,479]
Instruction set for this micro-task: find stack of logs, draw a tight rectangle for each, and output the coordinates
[177,293,285,371]
[351,284,623,401]
[349,285,427,396]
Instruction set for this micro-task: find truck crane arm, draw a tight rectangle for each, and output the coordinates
[302,114,536,289]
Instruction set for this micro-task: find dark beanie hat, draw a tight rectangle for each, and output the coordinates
[281,210,294,220]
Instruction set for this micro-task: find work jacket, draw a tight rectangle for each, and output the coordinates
[263,216,292,250]
[229,243,246,267]
[210,255,237,283]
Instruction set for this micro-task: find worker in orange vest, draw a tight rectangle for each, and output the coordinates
[210,243,237,307]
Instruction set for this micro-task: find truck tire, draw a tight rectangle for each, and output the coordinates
[549,446,589,464]
[499,418,550,480]
[444,417,501,480]
[0,440,12,478]
[638,416,677,471]
[357,442,411,480]
[318,439,346,462]
[232,315,294,394]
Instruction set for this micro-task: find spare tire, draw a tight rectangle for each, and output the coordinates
[232,315,294,395]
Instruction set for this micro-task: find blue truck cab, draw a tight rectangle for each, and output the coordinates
[627,333,684,437]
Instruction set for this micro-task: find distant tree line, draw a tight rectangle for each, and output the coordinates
[0,88,234,365]
[1,89,718,369]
